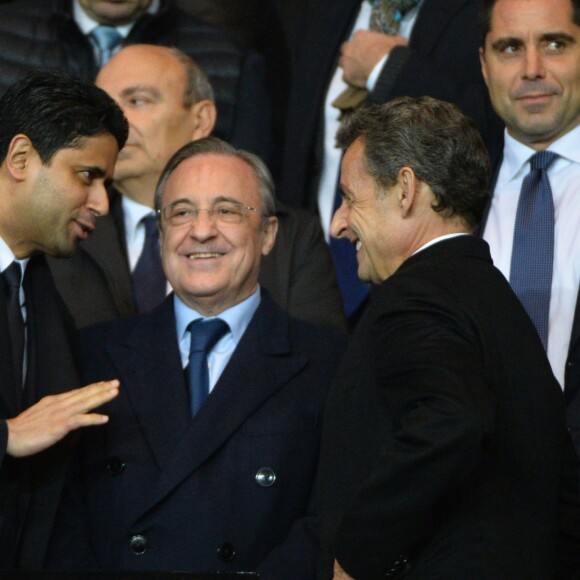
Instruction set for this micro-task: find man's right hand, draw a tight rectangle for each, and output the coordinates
[6,380,120,457]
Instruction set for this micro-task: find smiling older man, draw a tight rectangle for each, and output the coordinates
[47,137,346,579]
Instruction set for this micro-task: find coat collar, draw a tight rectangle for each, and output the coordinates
[104,293,308,522]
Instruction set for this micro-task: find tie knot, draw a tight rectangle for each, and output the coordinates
[141,214,159,238]
[2,261,22,290]
[91,25,123,52]
[530,151,557,172]
[188,319,229,355]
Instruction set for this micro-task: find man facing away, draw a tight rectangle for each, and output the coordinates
[318,97,569,579]
[47,137,346,578]
[0,71,128,569]
[48,44,346,332]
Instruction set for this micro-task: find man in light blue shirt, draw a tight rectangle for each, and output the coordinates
[48,137,346,578]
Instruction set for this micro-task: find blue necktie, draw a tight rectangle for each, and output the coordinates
[329,165,370,319]
[509,151,557,350]
[187,319,229,417]
[132,214,167,314]
[2,261,25,388]
[90,25,123,66]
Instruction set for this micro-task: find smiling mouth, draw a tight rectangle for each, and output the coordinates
[187,252,223,259]
[355,241,362,251]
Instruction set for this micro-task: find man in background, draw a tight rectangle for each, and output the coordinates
[479,0,580,459]
[0,0,273,162]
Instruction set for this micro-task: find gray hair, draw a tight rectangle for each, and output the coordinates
[337,96,490,230]
[154,136,276,221]
[167,47,214,106]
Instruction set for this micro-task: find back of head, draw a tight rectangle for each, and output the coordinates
[337,96,491,230]
[0,71,128,165]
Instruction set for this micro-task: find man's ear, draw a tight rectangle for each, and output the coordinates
[5,134,35,181]
[190,100,217,140]
[396,166,419,217]
[261,215,279,256]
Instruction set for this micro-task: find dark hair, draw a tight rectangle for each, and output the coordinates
[337,96,490,230]
[155,136,276,219]
[0,71,128,164]
[479,0,580,47]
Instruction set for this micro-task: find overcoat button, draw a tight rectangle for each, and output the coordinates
[107,456,126,475]
[130,534,148,555]
[255,467,276,487]
[217,542,236,561]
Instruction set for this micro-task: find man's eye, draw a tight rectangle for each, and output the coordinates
[545,40,565,51]
[79,170,95,183]
[216,204,242,216]
[172,207,194,218]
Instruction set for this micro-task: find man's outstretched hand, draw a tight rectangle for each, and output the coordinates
[6,380,120,457]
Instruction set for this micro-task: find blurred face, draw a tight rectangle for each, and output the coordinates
[78,0,152,25]
[480,0,580,148]
[159,153,277,316]
[96,46,201,201]
[18,134,118,258]
[330,139,401,284]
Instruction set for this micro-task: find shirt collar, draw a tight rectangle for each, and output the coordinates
[174,286,261,347]
[500,123,580,185]
[73,0,160,37]
[0,235,29,275]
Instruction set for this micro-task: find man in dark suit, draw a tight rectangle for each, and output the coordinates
[47,137,346,577]
[0,72,128,569]
[278,0,495,320]
[478,0,580,463]
[0,0,273,163]
[318,97,568,579]
[48,44,345,332]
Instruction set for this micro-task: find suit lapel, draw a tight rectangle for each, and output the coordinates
[106,299,191,469]
[81,193,136,317]
[130,295,308,523]
[0,276,18,417]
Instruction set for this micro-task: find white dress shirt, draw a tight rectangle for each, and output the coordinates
[317,0,421,240]
[483,125,580,388]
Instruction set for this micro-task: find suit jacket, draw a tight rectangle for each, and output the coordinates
[278,0,499,208]
[318,236,566,579]
[0,255,79,569]
[481,135,580,465]
[47,190,346,331]
[47,292,346,578]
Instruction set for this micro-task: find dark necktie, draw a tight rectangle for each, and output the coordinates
[132,214,167,314]
[3,261,25,388]
[90,25,123,66]
[186,319,229,417]
[509,151,557,350]
[333,0,421,113]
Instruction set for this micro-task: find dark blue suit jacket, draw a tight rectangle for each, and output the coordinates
[48,292,346,578]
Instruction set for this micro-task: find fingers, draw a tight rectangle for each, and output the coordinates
[6,380,120,458]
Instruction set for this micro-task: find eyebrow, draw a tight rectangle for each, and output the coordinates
[119,85,162,100]
[491,31,576,51]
